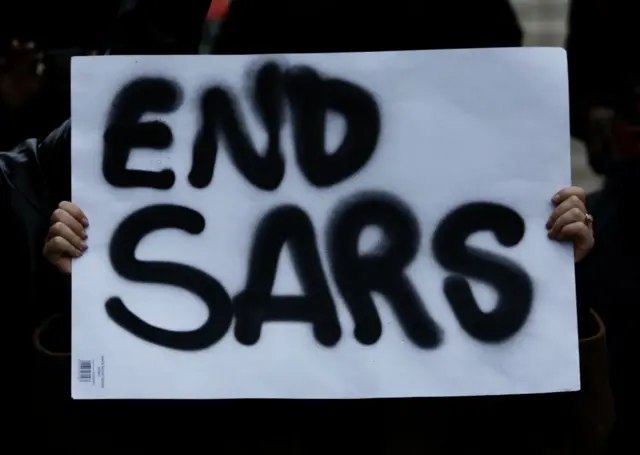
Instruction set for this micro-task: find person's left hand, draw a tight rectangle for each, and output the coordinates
[546,186,594,262]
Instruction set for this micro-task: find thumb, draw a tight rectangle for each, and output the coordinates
[56,257,72,275]
[573,237,593,263]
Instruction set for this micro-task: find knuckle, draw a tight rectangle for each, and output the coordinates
[51,221,65,233]
[570,207,584,219]
[51,208,64,222]
[51,236,66,248]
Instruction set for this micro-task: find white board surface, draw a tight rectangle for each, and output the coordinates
[71,48,579,400]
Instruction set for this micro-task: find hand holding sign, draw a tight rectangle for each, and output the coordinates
[71,49,582,399]
[43,201,89,274]
[546,186,593,263]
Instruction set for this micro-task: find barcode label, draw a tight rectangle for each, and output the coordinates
[78,360,93,383]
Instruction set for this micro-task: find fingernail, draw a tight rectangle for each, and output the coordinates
[545,220,551,229]
[552,194,559,202]
[81,230,88,239]
[547,230,554,239]
[81,218,89,226]
[74,249,82,257]
[81,242,88,250]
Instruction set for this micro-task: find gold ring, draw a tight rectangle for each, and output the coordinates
[584,213,594,227]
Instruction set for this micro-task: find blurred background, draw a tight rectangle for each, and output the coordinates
[512,0,569,46]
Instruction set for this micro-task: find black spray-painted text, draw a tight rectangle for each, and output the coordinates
[102,61,534,351]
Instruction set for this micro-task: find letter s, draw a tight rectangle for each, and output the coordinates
[105,205,232,350]
[432,202,534,343]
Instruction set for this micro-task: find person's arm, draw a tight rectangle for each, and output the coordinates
[0,120,71,312]
[0,120,71,212]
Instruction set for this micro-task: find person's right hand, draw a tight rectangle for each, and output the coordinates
[43,201,89,274]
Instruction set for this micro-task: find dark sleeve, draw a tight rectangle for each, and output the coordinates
[36,120,72,204]
[0,121,71,309]
[576,258,600,339]
[0,120,71,212]
[574,189,611,338]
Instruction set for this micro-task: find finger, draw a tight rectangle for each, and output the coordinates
[58,201,89,227]
[49,221,86,251]
[43,236,82,261]
[549,207,587,238]
[552,186,587,205]
[546,195,586,229]
[51,208,87,238]
[57,257,72,275]
[557,221,594,247]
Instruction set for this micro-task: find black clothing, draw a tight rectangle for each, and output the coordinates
[576,187,639,453]
[1,121,70,316]
[568,1,639,451]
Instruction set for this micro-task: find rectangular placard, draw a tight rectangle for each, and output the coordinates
[71,48,579,399]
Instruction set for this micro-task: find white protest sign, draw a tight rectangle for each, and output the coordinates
[71,49,579,400]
